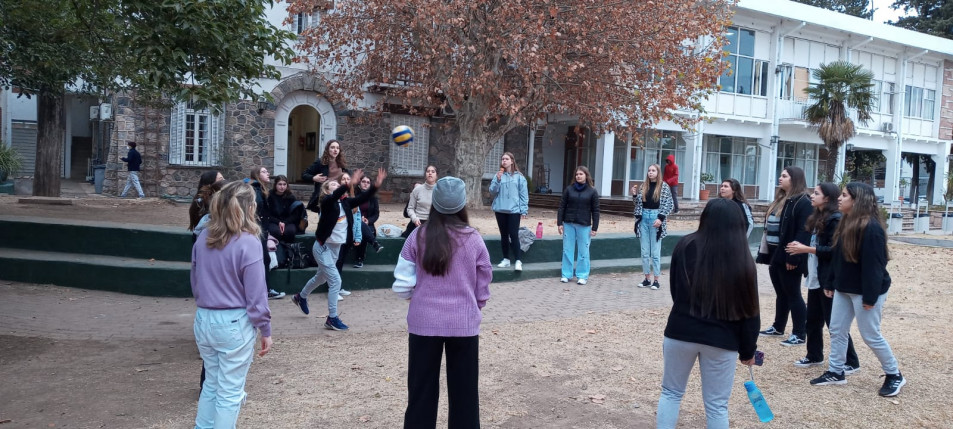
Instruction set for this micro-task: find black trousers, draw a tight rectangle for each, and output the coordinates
[768,264,807,338]
[266,223,299,243]
[405,334,480,429]
[402,220,426,238]
[354,222,377,263]
[494,212,522,262]
[805,288,860,366]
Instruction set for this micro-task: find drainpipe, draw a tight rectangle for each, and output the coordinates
[892,49,929,203]
[766,21,806,200]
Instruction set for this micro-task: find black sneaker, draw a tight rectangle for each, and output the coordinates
[878,372,906,397]
[759,327,785,337]
[810,371,846,386]
[780,334,806,346]
[325,316,349,331]
[373,242,384,253]
[292,293,309,315]
[639,279,651,288]
[794,357,824,368]
[650,280,660,290]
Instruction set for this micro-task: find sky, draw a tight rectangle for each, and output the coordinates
[871,0,913,24]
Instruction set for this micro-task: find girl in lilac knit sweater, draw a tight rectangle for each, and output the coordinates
[393,176,492,428]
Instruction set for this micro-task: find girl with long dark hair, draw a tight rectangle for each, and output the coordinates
[657,198,759,428]
[809,183,905,397]
[302,139,349,212]
[489,152,529,271]
[188,171,224,234]
[756,166,812,346]
[392,176,492,428]
[250,167,283,299]
[265,175,307,243]
[718,178,754,237]
[557,166,600,285]
[632,163,674,289]
[353,175,384,268]
[786,183,861,372]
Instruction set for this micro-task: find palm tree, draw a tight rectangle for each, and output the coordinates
[804,61,875,182]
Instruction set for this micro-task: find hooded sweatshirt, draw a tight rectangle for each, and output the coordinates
[663,154,679,187]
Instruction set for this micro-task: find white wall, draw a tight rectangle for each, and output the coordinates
[7,94,37,122]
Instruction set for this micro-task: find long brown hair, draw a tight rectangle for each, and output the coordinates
[805,182,840,235]
[205,181,261,249]
[320,139,348,170]
[722,178,747,204]
[574,166,594,188]
[641,163,663,202]
[418,206,471,276]
[189,171,223,231]
[501,152,521,174]
[250,166,270,198]
[682,198,759,320]
[833,182,889,263]
[767,166,807,216]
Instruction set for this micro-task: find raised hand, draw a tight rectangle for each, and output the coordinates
[375,168,388,188]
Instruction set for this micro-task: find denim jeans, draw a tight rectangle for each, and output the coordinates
[121,171,144,197]
[300,242,342,317]
[657,337,736,429]
[561,222,592,280]
[193,307,256,429]
[639,209,662,276]
[829,291,898,375]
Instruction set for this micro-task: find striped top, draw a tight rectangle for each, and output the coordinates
[764,213,781,247]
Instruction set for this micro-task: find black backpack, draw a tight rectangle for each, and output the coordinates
[275,242,317,283]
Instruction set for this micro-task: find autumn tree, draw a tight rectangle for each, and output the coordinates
[293,0,734,206]
[0,0,294,196]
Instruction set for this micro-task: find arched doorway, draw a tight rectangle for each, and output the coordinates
[272,90,337,179]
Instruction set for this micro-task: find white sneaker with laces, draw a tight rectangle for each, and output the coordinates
[514,260,523,271]
[560,277,569,283]
[339,289,352,296]
[577,279,588,285]
[497,258,511,268]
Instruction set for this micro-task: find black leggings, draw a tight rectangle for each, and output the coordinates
[494,212,522,261]
[266,223,299,243]
[354,222,377,262]
[805,288,860,366]
[768,264,807,338]
[404,334,480,429]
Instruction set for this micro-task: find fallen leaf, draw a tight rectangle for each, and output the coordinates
[890,400,900,405]
[358,415,371,422]
[586,330,597,334]
[589,394,606,404]
[611,366,623,371]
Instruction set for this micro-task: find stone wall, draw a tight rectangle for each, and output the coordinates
[103,94,168,197]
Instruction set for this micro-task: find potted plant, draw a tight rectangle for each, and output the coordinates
[899,177,909,203]
[0,142,23,183]
[699,172,714,200]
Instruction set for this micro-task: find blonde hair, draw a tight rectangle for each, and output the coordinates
[641,164,663,202]
[205,182,261,249]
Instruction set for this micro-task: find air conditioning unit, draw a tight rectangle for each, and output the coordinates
[881,122,894,133]
[99,103,112,120]
[89,106,100,120]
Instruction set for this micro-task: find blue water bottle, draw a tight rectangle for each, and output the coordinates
[744,380,774,423]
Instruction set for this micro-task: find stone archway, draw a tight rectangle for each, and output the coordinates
[270,74,338,177]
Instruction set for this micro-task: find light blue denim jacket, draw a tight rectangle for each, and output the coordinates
[489,172,529,215]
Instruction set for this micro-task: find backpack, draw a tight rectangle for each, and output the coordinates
[275,242,317,283]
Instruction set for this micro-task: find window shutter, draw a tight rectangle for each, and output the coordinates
[168,102,184,165]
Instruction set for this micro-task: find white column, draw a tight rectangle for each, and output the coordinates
[933,141,952,205]
[526,127,535,188]
[689,128,704,200]
[883,133,901,204]
[834,143,847,183]
[594,131,614,196]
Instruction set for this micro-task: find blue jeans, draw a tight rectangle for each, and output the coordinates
[121,171,144,197]
[829,291,898,375]
[193,308,256,429]
[639,209,662,276]
[300,242,342,317]
[561,222,592,280]
[657,337,736,429]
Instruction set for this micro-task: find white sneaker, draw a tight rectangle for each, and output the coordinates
[339,289,352,296]
[514,260,523,271]
[577,279,588,285]
[337,294,344,301]
[497,258,511,268]
[560,277,569,283]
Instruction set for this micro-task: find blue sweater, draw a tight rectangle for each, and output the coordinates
[489,172,528,215]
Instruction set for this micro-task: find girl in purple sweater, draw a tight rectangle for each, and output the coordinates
[392,176,492,429]
[191,181,272,428]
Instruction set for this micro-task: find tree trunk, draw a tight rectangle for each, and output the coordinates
[454,130,494,209]
[824,141,841,183]
[909,155,920,202]
[34,89,66,197]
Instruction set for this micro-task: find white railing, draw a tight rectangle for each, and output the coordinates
[776,99,863,127]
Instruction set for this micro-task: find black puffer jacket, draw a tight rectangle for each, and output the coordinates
[770,194,812,275]
[557,184,600,230]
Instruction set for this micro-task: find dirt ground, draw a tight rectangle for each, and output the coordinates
[1,195,952,428]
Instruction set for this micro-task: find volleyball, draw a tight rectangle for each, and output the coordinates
[392,125,414,147]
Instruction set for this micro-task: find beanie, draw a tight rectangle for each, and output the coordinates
[432,176,467,214]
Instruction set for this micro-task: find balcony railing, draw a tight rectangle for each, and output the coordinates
[777,98,872,128]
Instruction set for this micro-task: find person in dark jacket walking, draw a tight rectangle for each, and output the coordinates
[786,182,860,373]
[758,166,812,347]
[663,154,679,213]
[302,139,348,212]
[120,142,145,198]
[809,183,906,397]
[292,168,387,331]
[557,166,600,285]
[656,198,759,429]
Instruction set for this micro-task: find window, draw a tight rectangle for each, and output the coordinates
[775,141,818,184]
[389,114,430,176]
[293,11,320,34]
[628,131,687,180]
[904,85,935,120]
[169,101,223,166]
[874,81,895,115]
[703,135,760,185]
[719,26,768,96]
[483,138,504,178]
